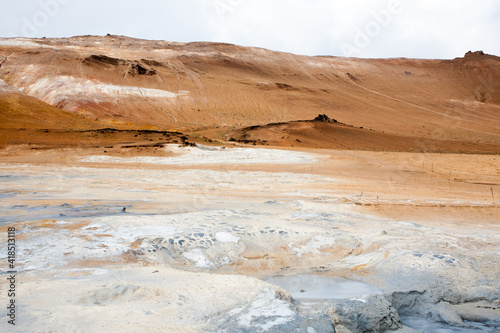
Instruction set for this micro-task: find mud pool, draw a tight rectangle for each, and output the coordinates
[265,275,382,300]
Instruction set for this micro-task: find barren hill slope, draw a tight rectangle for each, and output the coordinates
[228,116,500,154]
[0,36,499,148]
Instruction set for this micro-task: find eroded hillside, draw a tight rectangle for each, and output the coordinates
[0,36,499,149]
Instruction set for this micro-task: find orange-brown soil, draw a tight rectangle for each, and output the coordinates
[0,36,499,153]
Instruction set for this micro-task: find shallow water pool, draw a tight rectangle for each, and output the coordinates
[265,274,383,299]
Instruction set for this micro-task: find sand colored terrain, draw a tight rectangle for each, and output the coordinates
[0,36,499,152]
[0,36,499,332]
[228,119,500,153]
[0,146,498,332]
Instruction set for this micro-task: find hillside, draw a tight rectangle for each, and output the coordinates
[0,36,499,150]
[227,116,500,154]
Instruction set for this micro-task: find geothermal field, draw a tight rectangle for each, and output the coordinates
[0,36,499,332]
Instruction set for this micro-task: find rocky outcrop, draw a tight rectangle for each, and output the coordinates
[328,295,403,333]
[313,114,338,123]
[84,54,157,76]
[84,54,128,66]
[465,50,485,58]
[389,289,500,329]
[129,62,156,76]
[389,290,465,327]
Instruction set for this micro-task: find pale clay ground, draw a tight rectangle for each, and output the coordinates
[0,145,499,332]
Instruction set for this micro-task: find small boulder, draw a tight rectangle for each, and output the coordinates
[328,295,403,333]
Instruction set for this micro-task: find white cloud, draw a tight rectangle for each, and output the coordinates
[0,0,499,59]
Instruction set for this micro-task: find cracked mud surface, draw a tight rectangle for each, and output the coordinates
[0,146,499,332]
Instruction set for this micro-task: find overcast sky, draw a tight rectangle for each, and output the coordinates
[1,0,499,59]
